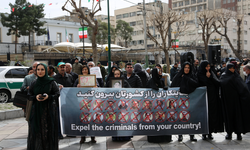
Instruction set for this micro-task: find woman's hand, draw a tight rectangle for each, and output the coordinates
[36,94,49,101]
[77,84,81,87]
[206,71,211,78]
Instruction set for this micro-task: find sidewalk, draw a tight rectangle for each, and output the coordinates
[1,118,250,150]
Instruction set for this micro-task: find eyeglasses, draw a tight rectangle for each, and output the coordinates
[88,65,93,67]
[59,66,65,68]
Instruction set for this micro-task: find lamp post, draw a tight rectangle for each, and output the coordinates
[82,22,85,56]
[107,0,111,73]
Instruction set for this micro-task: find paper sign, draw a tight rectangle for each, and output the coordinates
[90,67,102,78]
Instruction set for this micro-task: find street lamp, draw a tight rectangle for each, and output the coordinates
[82,10,89,56]
[107,0,111,73]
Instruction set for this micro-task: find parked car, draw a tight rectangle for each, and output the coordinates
[0,66,28,103]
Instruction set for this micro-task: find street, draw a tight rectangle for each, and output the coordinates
[1,118,250,150]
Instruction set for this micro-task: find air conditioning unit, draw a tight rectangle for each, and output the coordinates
[137,11,143,16]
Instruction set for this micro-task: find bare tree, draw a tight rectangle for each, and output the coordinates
[197,10,217,57]
[62,0,101,64]
[144,3,187,73]
[212,9,243,60]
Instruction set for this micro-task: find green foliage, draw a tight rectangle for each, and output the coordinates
[88,20,115,44]
[116,20,133,48]
[148,65,155,69]
[0,0,46,46]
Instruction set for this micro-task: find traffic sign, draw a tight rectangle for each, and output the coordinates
[105,46,109,51]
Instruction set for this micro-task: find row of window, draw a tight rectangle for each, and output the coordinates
[223,0,236,4]
[237,5,250,11]
[174,4,207,12]
[173,0,207,8]
[116,11,142,20]
[56,33,73,43]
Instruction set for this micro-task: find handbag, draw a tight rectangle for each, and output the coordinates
[13,91,28,109]
[25,100,33,121]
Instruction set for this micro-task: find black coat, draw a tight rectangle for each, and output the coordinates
[170,62,199,94]
[170,67,178,81]
[53,73,74,87]
[105,66,119,86]
[136,71,148,88]
[124,73,143,88]
[220,63,250,134]
[106,76,131,88]
[69,71,78,83]
[197,61,224,133]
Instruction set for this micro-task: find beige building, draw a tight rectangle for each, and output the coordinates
[114,1,169,49]
[237,0,250,15]
[170,0,221,13]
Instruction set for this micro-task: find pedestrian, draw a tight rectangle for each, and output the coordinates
[53,62,74,139]
[48,65,56,77]
[97,62,107,82]
[106,69,131,141]
[170,63,179,81]
[124,62,143,88]
[193,59,199,75]
[244,65,250,91]
[134,63,148,88]
[73,65,99,87]
[27,67,33,75]
[105,66,119,86]
[197,60,224,140]
[220,63,250,140]
[65,63,78,82]
[72,57,83,75]
[170,62,199,142]
[27,63,59,150]
[88,55,93,62]
[73,65,97,144]
[87,61,104,87]
[146,68,170,143]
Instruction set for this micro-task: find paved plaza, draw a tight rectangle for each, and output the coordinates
[1,118,250,150]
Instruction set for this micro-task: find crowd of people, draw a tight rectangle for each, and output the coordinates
[20,57,250,149]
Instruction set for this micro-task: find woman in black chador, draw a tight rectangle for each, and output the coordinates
[27,63,59,150]
[170,62,199,142]
[220,63,250,140]
[146,68,171,143]
[197,60,224,140]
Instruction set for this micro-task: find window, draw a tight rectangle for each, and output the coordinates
[137,20,143,25]
[69,34,73,42]
[138,40,144,45]
[233,28,237,32]
[173,3,177,8]
[191,6,196,11]
[185,0,190,5]
[116,15,122,19]
[244,21,247,25]
[136,30,143,35]
[198,5,203,12]
[179,1,183,7]
[57,33,62,43]
[130,12,136,17]
[223,0,226,4]
[123,13,129,18]
[227,0,230,3]
[237,6,241,11]
[130,21,136,26]
[244,40,247,44]
[245,31,247,35]
[187,20,194,25]
[185,7,190,12]
[232,0,235,2]
[147,44,154,48]
[233,39,237,43]
[243,5,246,10]
[5,69,27,78]
[191,0,196,4]
[197,0,203,3]
[132,31,136,36]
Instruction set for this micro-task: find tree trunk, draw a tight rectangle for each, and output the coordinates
[15,30,17,54]
[225,35,242,60]
[29,31,31,52]
[92,32,98,65]
[237,19,241,56]
[164,50,170,73]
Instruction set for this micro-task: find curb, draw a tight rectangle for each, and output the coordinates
[0,109,24,121]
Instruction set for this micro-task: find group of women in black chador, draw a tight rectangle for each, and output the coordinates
[168,61,250,142]
[26,61,250,149]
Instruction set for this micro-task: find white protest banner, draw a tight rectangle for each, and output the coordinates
[90,67,102,78]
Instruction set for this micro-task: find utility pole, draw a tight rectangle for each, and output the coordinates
[107,0,111,73]
[143,0,148,68]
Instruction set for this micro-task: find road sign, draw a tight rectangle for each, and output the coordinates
[105,46,108,51]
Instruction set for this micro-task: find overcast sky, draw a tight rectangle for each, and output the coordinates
[1,0,168,18]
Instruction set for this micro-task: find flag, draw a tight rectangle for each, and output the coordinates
[79,27,87,39]
[28,5,32,7]
[88,0,90,2]
[49,3,52,5]
[47,28,50,41]
[66,29,69,42]
[12,8,14,12]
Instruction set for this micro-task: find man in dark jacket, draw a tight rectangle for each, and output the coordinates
[54,62,74,88]
[97,62,107,82]
[66,63,78,83]
[170,63,179,81]
[72,58,82,75]
[53,62,74,139]
[134,63,148,88]
[124,62,143,88]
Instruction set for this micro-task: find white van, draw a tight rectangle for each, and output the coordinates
[0,66,28,103]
